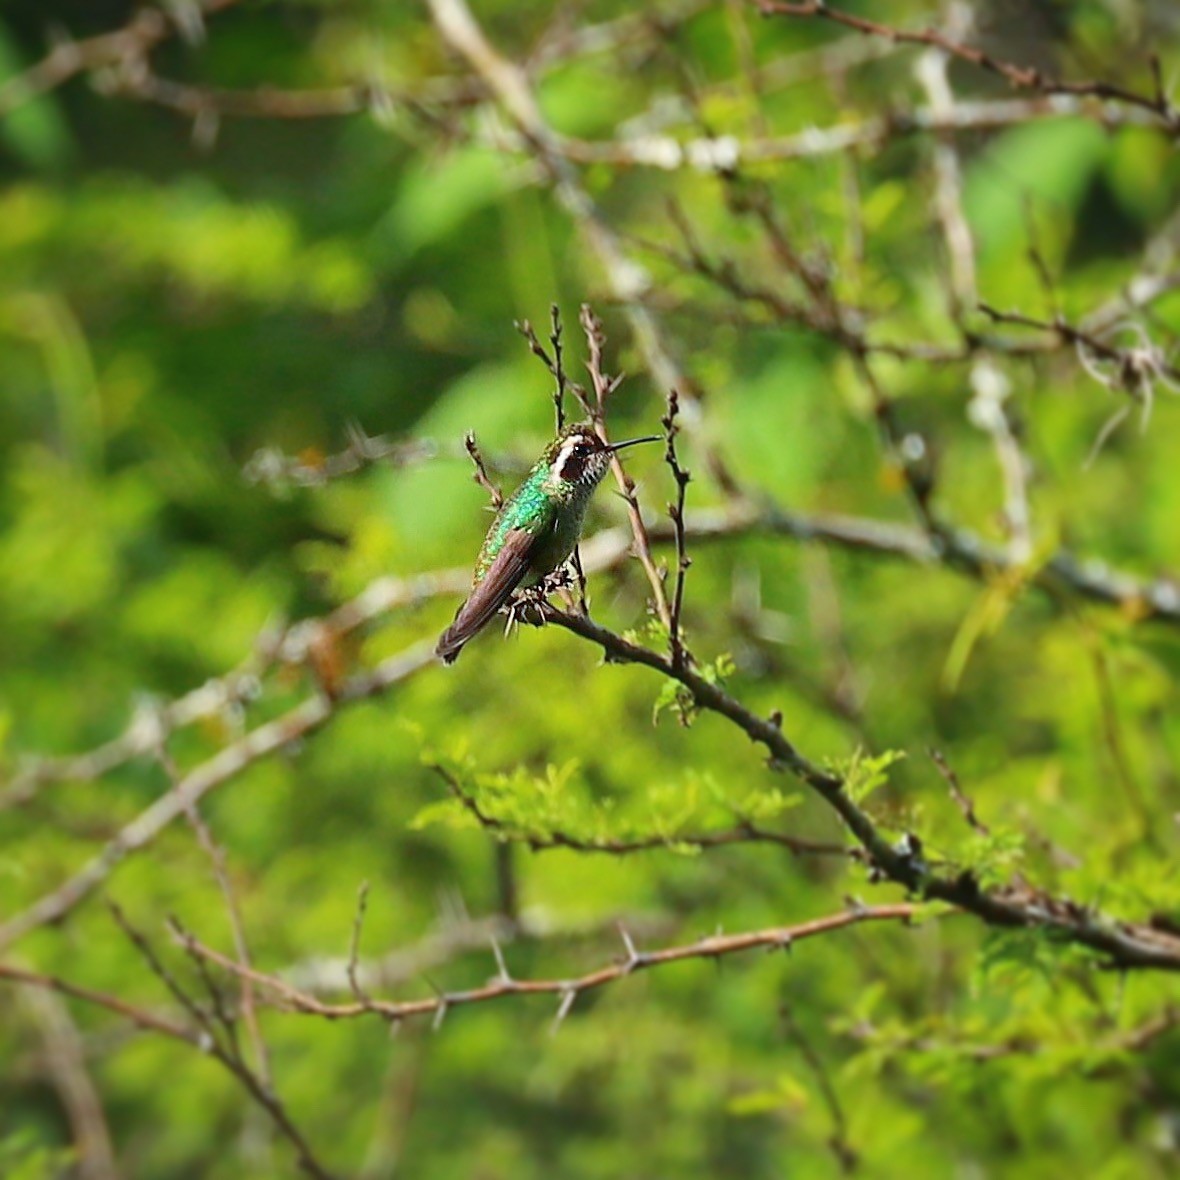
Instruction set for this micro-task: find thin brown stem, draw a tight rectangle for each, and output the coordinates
[754,1,1180,132]
[662,390,693,668]
[168,904,922,1023]
[464,432,504,509]
[431,763,851,859]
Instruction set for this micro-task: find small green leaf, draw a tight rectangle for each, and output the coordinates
[408,799,475,832]
[836,748,907,806]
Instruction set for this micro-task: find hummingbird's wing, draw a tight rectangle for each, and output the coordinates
[435,526,539,663]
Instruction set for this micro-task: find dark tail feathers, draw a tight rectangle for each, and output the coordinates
[435,622,466,664]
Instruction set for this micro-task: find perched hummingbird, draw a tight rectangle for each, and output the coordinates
[436,422,659,663]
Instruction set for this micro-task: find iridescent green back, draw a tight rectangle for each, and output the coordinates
[473,458,593,586]
[474,464,551,583]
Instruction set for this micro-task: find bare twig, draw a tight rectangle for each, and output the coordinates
[0,961,198,1043]
[514,310,569,428]
[623,231,1177,372]
[980,303,1180,465]
[152,734,269,1088]
[978,304,1180,388]
[755,1,1180,133]
[474,94,1170,174]
[662,390,693,668]
[928,748,989,837]
[549,304,569,430]
[347,883,372,1004]
[168,749,273,1091]
[0,0,243,119]
[463,432,504,509]
[244,429,445,490]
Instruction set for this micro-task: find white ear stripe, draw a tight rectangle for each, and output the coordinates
[553,437,580,474]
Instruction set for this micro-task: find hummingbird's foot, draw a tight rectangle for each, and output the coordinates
[538,565,577,596]
[504,584,549,633]
[503,567,578,636]
[544,563,591,616]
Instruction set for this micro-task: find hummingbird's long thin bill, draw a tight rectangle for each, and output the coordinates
[607,435,661,452]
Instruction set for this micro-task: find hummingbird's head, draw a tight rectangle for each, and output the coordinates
[544,423,659,488]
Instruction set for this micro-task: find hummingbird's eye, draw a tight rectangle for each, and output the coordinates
[555,437,598,483]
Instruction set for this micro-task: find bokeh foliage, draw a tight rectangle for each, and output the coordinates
[2,1,1180,1177]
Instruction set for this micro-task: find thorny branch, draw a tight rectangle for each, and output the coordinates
[536,602,1180,972]
[282,907,677,997]
[166,903,921,1026]
[6,473,1178,958]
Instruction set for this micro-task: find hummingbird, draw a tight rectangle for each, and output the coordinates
[436,422,659,663]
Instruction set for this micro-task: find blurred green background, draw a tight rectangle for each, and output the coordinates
[2,1,1180,1176]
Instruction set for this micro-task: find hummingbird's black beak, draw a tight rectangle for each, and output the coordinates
[607,435,661,453]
